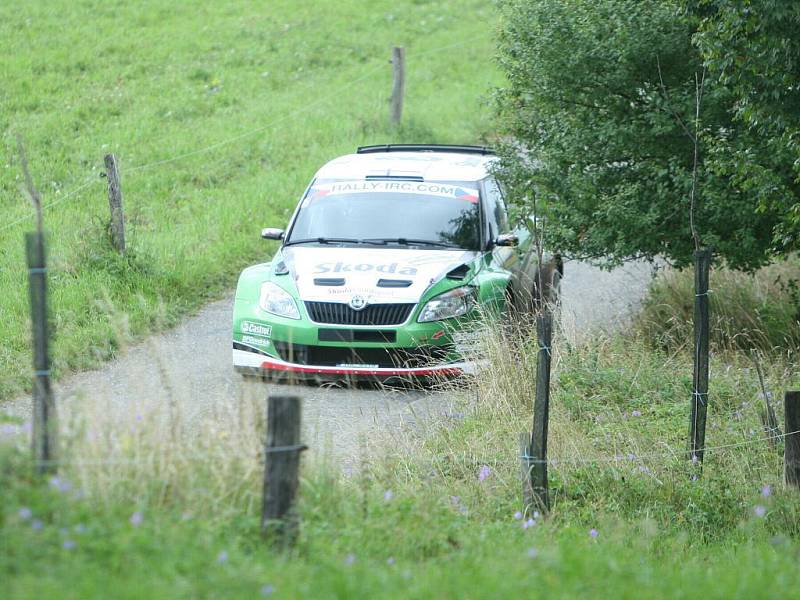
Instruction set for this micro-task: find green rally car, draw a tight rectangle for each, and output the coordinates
[232,144,562,382]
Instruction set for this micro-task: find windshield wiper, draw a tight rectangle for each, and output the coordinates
[284,237,364,246]
[363,238,462,249]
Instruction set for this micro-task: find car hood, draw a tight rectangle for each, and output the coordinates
[281,247,479,304]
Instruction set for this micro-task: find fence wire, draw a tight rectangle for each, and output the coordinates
[2,427,793,470]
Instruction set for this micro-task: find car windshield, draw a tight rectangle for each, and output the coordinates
[286,180,482,250]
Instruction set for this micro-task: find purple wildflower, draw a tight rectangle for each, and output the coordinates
[638,465,650,474]
[513,511,523,520]
[62,539,76,550]
[522,518,536,530]
[74,524,87,534]
[754,505,767,518]
[387,557,396,566]
[478,465,491,482]
[49,476,72,493]
[589,528,599,539]
[345,553,356,566]
[527,547,539,558]
[383,490,393,502]
[449,495,460,506]
[761,485,772,498]
[129,511,143,527]
[1,423,17,436]
[260,584,275,597]
[631,410,641,417]
[217,551,229,564]
[18,507,32,520]
[533,511,540,519]
[31,519,44,531]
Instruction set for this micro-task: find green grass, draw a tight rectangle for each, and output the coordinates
[2,325,800,598]
[0,0,501,399]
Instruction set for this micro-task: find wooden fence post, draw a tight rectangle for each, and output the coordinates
[261,395,306,547]
[785,391,800,489]
[689,248,711,464]
[522,312,552,513]
[390,46,405,127]
[104,153,125,253]
[26,232,56,473]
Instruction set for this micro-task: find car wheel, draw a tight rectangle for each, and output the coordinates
[532,262,562,314]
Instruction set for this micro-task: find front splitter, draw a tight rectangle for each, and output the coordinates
[232,348,473,381]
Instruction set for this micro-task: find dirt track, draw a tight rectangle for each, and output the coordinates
[2,259,654,462]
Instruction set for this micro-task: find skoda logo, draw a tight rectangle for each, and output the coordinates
[349,295,368,311]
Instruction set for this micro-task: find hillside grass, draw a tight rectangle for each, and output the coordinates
[0,0,501,399]
[3,322,800,598]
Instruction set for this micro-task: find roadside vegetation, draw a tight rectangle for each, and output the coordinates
[4,0,800,597]
[3,294,800,597]
[0,0,499,399]
[637,258,800,353]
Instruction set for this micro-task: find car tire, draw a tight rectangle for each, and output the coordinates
[532,261,562,314]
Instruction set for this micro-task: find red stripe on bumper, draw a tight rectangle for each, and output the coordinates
[259,356,463,377]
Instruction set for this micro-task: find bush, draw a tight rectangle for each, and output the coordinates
[635,258,800,352]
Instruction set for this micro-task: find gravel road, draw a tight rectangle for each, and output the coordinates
[2,259,654,463]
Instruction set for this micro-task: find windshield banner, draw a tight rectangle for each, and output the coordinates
[307,181,480,203]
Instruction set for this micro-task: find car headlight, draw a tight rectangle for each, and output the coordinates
[418,286,476,322]
[259,282,300,320]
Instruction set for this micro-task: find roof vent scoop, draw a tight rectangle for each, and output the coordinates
[446,264,470,281]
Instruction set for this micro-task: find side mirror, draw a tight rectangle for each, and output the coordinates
[494,233,518,247]
[261,228,285,241]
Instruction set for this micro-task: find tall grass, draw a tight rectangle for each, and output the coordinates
[635,258,800,353]
[3,313,800,596]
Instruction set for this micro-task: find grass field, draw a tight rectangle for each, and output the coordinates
[0,0,501,399]
[3,324,800,598]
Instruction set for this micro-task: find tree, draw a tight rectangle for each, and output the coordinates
[694,0,800,254]
[494,0,795,270]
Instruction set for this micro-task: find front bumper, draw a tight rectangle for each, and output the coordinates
[232,348,473,382]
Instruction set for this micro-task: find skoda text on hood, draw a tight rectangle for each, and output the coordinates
[283,247,479,304]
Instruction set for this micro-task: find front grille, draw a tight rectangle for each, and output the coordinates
[305,301,415,326]
[273,342,453,369]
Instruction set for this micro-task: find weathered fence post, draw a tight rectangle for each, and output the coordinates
[17,136,56,474]
[522,312,553,513]
[689,248,711,464]
[261,395,305,547]
[390,46,405,126]
[785,391,800,489]
[104,153,125,253]
[26,232,56,474]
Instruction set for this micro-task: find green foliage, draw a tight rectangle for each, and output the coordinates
[694,0,800,252]
[493,0,796,270]
[0,0,500,400]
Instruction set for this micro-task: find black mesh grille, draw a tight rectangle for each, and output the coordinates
[305,302,415,326]
[273,342,453,368]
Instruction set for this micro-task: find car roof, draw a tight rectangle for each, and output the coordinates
[313,151,496,183]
